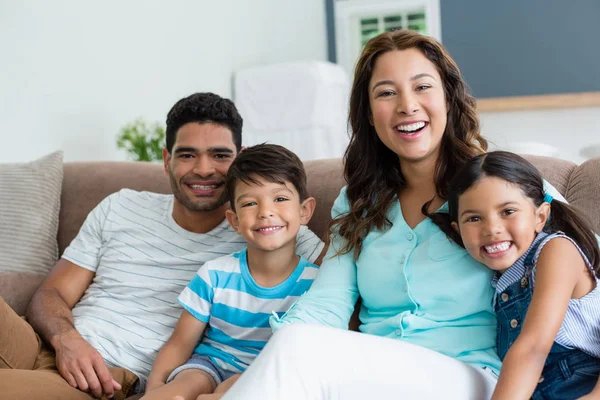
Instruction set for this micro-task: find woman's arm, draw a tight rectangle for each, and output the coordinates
[145,310,207,392]
[491,238,585,400]
[270,188,360,331]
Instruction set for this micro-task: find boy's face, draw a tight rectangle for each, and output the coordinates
[226,175,315,253]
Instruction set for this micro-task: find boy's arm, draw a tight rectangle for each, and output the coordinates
[491,238,583,400]
[146,310,207,392]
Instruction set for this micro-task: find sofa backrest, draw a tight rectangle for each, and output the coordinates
[58,156,600,255]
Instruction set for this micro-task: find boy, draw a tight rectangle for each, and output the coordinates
[142,144,320,400]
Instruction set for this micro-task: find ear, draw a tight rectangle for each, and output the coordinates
[225,209,240,232]
[162,147,171,176]
[534,202,551,233]
[299,197,316,225]
[451,221,460,234]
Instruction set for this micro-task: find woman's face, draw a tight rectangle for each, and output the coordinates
[368,48,447,165]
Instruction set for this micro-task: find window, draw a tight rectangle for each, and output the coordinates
[334,0,441,74]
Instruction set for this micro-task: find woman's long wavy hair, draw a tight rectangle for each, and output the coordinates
[331,29,487,259]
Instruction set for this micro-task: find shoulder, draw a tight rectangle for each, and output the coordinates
[331,186,350,217]
[204,250,245,272]
[115,188,172,205]
[535,234,587,269]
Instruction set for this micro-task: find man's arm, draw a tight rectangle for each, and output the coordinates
[27,258,121,398]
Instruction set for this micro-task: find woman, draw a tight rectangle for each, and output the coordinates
[220,29,508,399]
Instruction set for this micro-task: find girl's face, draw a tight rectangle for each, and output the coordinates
[368,48,447,165]
[452,176,549,272]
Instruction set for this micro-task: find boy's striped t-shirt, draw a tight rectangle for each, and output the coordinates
[179,249,319,372]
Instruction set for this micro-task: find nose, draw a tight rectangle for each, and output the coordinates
[257,202,274,219]
[192,155,216,177]
[397,90,419,115]
[483,217,503,236]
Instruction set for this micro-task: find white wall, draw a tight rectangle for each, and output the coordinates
[480,107,600,165]
[0,0,327,162]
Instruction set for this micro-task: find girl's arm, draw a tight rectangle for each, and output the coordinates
[145,310,207,392]
[270,188,360,331]
[491,237,586,400]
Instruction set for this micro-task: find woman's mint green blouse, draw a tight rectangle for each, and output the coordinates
[271,186,502,373]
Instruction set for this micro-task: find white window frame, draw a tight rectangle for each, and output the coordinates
[334,0,441,75]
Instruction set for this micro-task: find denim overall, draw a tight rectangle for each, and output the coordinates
[495,240,600,399]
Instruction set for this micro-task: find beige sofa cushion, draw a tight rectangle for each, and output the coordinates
[0,151,63,314]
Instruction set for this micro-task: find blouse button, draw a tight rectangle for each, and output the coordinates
[501,293,509,302]
[406,233,414,241]
[510,319,519,328]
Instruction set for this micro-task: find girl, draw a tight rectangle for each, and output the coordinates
[432,150,600,399]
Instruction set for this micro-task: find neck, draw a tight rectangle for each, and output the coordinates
[171,201,228,234]
[400,155,438,193]
[246,241,299,288]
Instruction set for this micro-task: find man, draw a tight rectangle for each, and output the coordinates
[0,93,325,399]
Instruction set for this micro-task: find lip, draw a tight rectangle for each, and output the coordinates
[393,121,429,141]
[184,180,224,197]
[481,241,513,259]
[253,225,285,235]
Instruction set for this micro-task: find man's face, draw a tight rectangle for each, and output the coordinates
[163,122,237,212]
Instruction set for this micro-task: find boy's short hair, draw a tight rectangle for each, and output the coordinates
[226,144,308,210]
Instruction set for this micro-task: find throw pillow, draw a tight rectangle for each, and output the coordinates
[0,151,63,314]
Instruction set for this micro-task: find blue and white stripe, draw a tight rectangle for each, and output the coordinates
[62,189,324,389]
[180,249,319,373]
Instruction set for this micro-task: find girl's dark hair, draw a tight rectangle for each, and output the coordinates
[330,29,487,258]
[430,151,600,277]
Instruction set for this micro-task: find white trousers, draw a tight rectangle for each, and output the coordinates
[221,324,497,400]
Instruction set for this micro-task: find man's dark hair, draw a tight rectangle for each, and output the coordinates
[226,144,308,210]
[165,92,243,153]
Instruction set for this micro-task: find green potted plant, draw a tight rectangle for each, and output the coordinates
[116,118,165,162]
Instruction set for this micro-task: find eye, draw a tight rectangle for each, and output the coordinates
[241,201,257,208]
[501,208,516,216]
[465,216,481,223]
[377,90,395,98]
[214,153,232,160]
[178,153,194,159]
[416,84,431,91]
[274,197,288,202]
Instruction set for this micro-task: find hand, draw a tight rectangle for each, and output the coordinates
[53,330,122,398]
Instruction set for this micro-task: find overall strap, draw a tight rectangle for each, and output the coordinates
[523,238,544,275]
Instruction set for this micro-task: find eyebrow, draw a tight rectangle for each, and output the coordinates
[235,185,294,203]
[460,201,519,217]
[173,146,234,155]
[371,73,437,93]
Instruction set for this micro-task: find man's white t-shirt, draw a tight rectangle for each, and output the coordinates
[62,189,324,388]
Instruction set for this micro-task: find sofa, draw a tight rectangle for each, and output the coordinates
[0,154,599,399]
[3,154,600,321]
